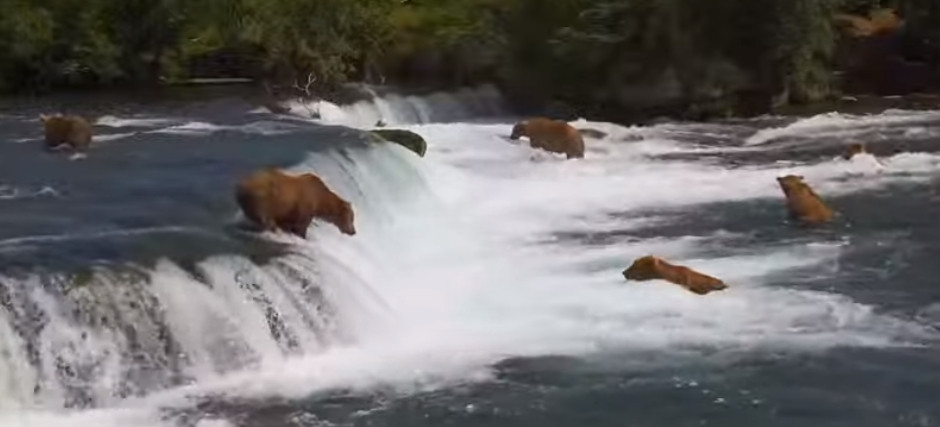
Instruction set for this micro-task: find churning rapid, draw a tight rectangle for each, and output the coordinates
[2,86,940,427]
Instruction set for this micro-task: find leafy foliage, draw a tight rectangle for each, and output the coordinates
[0,0,936,114]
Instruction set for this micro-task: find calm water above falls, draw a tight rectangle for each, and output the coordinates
[1,87,940,427]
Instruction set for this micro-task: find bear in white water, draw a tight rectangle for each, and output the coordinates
[510,118,585,159]
[840,142,886,173]
[622,255,728,295]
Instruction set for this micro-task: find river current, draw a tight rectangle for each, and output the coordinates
[1,86,939,427]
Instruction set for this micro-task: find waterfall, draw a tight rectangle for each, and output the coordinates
[3,86,938,427]
[0,140,432,411]
[285,84,509,128]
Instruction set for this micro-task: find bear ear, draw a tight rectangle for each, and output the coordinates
[39,114,49,123]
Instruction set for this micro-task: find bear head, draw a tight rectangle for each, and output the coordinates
[509,122,528,140]
[299,173,357,236]
[842,143,866,160]
[334,199,357,236]
[622,255,662,281]
[39,113,71,149]
[776,175,805,192]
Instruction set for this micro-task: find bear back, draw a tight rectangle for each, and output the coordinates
[776,175,834,224]
[512,117,585,159]
[41,114,93,151]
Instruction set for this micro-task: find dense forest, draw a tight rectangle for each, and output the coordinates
[0,0,938,118]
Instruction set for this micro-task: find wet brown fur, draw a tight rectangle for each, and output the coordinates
[235,168,356,238]
[622,255,728,295]
[777,175,835,225]
[40,114,93,152]
[510,117,585,159]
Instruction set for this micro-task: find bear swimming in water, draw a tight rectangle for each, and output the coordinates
[776,175,835,226]
[40,113,93,153]
[842,143,867,160]
[841,142,887,172]
[510,118,585,159]
[622,255,728,295]
[235,168,356,238]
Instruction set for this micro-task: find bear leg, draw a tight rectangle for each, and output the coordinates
[258,214,278,233]
[287,217,310,238]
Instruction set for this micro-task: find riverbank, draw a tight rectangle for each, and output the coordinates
[9,79,940,135]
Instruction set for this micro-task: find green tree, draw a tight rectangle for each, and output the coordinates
[0,1,54,91]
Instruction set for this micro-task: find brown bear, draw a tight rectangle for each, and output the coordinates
[842,143,867,160]
[622,255,728,295]
[235,168,356,238]
[40,113,93,152]
[776,175,835,226]
[510,117,585,159]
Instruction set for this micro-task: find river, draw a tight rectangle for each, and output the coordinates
[1,85,939,427]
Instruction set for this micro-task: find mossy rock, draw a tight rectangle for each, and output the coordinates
[370,129,427,157]
[71,269,96,288]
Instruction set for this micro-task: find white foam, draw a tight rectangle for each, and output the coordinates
[0,309,37,411]
[0,185,60,201]
[10,137,40,144]
[95,116,180,128]
[5,102,940,426]
[310,84,507,128]
[0,408,161,427]
[745,110,940,146]
[159,119,935,409]
[93,132,139,143]
[152,120,301,136]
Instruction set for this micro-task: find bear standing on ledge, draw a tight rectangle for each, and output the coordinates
[40,113,93,153]
[235,169,357,239]
[510,117,585,159]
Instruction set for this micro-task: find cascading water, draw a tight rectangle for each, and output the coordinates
[2,86,940,427]
[286,84,509,128]
[0,144,421,412]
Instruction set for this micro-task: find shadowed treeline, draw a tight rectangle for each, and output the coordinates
[1,0,938,120]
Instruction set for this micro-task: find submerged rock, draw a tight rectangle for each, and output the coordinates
[370,129,427,157]
[262,100,290,115]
